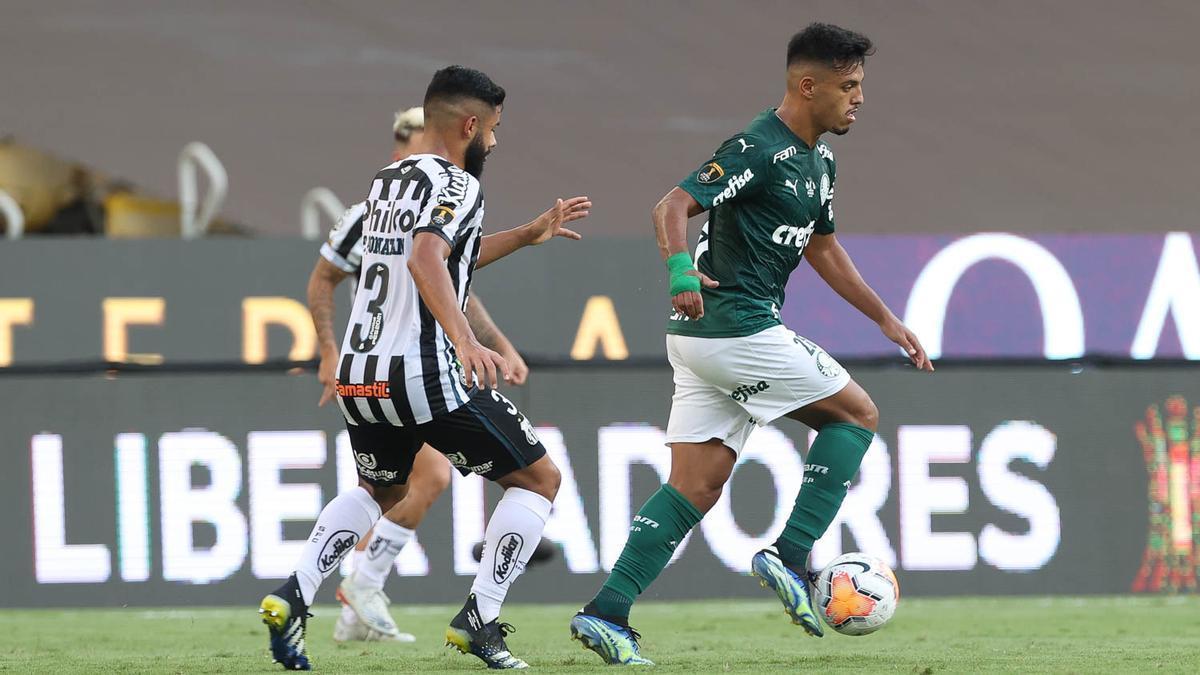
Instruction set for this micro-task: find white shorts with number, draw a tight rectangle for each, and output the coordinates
[665,325,851,455]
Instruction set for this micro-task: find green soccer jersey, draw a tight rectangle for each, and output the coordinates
[668,108,837,338]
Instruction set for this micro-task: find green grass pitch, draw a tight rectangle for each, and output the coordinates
[2,596,1198,673]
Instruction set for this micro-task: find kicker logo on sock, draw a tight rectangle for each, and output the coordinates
[493,533,525,583]
[367,536,387,560]
[317,530,358,573]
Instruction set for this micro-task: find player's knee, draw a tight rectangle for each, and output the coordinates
[853,394,879,432]
[370,483,407,513]
[669,477,724,514]
[538,459,562,500]
[424,458,452,498]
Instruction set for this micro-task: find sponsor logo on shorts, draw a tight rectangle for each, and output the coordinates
[730,381,770,403]
[355,451,401,482]
[697,162,724,184]
[430,204,456,227]
[336,380,391,398]
[492,532,524,583]
[467,461,494,475]
[317,530,358,573]
[445,452,469,468]
[711,168,755,207]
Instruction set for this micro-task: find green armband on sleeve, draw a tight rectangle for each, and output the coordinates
[666,252,701,296]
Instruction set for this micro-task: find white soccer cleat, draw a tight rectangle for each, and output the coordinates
[336,576,410,640]
[332,612,416,643]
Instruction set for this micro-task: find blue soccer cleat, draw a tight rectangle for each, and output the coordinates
[751,546,825,637]
[570,610,654,666]
[259,574,313,670]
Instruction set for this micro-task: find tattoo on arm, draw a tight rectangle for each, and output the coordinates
[465,294,507,351]
[307,259,348,352]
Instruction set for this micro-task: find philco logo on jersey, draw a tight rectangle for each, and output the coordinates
[697,162,725,184]
[730,381,770,402]
[493,532,525,583]
[430,204,456,227]
[772,221,816,249]
[711,168,755,207]
[335,380,391,398]
[817,143,834,161]
[773,145,797,164]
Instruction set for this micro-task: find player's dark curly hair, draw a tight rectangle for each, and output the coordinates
[424,65,506,108]
[787,23,875,71]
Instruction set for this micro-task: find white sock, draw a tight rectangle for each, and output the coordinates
[354,517,415,590]
[471,487,553,623]
[294,486,381,605]
[344,548,365,577]
[340,602,359,625]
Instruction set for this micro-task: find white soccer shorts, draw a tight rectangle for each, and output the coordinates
[665,325,851,455]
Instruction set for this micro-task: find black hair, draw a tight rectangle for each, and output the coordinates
[423,65,506,109]
[786,23,874,71]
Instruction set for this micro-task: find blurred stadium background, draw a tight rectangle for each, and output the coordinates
[2,1,1200,670]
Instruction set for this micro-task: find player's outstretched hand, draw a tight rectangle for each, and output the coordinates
[525,196,590,245]
[880,317,934,372]
[316,347,339,406]
[672,270,719,320]
[499,346,530,385]
[456,338,511,389]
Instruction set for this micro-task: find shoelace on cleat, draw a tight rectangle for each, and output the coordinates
[497,622,517,637]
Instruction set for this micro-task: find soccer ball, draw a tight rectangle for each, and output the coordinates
[811,552,899,635]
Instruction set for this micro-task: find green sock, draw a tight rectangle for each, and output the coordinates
[774,422,874,568]
[591,484,703,619]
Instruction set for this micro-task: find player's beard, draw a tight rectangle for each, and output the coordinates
[464,132,489,179]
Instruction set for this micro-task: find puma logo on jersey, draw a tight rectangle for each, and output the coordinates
[772,221,816,249]
[736,138,755,153]
[784,179,798,196]
[711,168,755,206]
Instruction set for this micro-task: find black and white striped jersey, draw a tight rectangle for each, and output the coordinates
[335,154,485,426]
[319,201,367,274]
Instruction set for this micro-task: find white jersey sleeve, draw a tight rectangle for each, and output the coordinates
[319,202,366,273]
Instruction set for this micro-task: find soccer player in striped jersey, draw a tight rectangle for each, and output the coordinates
[308,106,550,644]
[260,66,590,670]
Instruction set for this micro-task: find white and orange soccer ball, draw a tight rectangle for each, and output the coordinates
[811,552,899,636]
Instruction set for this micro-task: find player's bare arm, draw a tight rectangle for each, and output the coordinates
[652,187,718,320]
[307,256,351,405]
[466,294,529,385]
[409,230,510,388]
[803,232,933,371]
[475,196,590,269]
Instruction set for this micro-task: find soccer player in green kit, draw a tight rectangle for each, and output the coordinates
[571,23,934,665]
